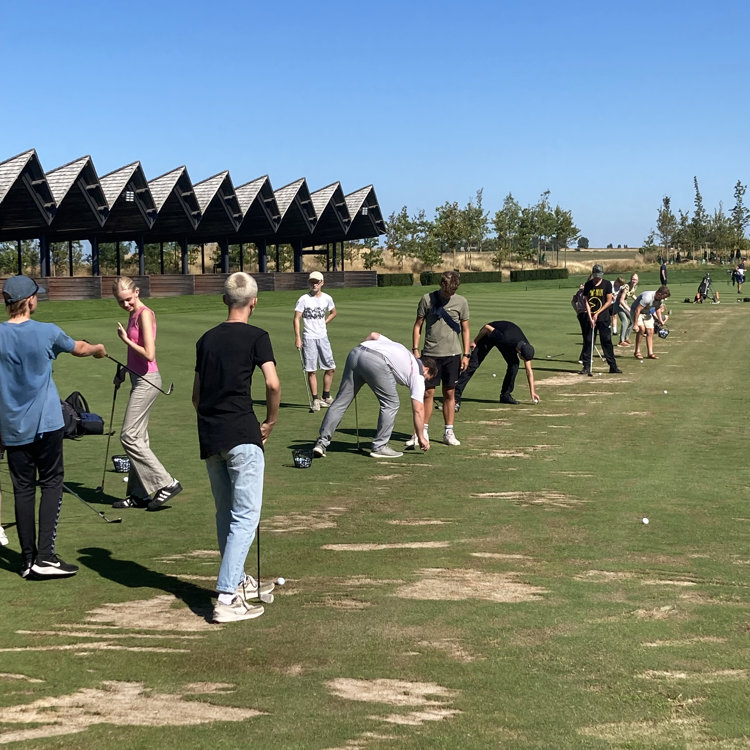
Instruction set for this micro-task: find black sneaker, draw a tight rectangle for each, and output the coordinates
[454,401,461,413]
[578,367,591,375]
[31,555,79,577]
[609,366,623,374]
[112,495,149,509]
[20,561,33,579]
[499,394,519,405]
[147,480,183,511]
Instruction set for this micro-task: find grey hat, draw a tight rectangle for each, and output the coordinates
[592,264,604,278]
[2,275,45,304]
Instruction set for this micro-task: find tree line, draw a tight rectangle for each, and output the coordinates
[376,189,580,271]
[642,178,750,262]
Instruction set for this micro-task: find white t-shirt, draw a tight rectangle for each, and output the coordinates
[360,335,425,403]
[295,292,335,339]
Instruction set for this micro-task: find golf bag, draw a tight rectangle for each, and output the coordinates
[694,275,712,303]
[62,391,104,437]
[653,318,669,339]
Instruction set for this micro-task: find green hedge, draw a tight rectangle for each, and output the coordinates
[418,271,503,286]
[509,268,569,282]
[377,273,414,287]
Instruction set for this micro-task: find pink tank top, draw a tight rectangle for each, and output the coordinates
[126,305,159,375]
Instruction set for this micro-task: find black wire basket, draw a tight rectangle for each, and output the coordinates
[111,455,131,473]
[292,449,313,469]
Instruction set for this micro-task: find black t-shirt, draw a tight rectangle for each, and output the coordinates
[195,322,275,459]
[583,279,613,321]
[486,321,526,352]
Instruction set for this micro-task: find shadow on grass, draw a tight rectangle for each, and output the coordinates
[77,546,215,622]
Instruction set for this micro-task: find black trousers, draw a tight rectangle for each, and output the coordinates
[582,317,617,369]
[455,341,519,401]
[6,428,65,563]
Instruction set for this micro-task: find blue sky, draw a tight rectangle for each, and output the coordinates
[2,0,749,247]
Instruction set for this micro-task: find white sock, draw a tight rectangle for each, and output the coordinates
[218,593,234,605]
[423,424,429,434]
[445,425,454,432]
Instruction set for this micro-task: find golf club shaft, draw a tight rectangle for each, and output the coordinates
[105,355,173,395]
[256,521,261,602]
[354,392,360,449]
[99,372,122,491]
[298,347,313,409]
[63,483,122,523]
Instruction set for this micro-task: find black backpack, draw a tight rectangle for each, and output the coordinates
[61,391,104,437]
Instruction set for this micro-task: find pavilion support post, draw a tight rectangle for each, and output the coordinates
[257,240,268,273]
[116,241,121,275]
[137,238,145,275]
[293,239,303,272]
[16,240,22,275]
[160,241,165,275]
[201,243,205,274]
[219,239,229,273]
[90,237,99,277]
[180,238,189,275]
[68,240,74,277]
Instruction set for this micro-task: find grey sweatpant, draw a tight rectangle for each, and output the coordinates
[120,372,173,498]
[318,346,400,451]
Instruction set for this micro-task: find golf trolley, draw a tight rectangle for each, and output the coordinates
[694,274,719,304]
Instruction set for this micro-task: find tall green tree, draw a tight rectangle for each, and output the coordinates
[492,193,521,267]
[534,190,555,263]
[656,196,678,254]
[730,180,750,256]
[385,206,414,270]
[690,176,709,253]
[462,188,489,269]
[515,207,537,266]
[551,205,580,263]
[433,200,463,266]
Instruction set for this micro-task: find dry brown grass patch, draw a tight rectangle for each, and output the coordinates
[395,568,548,602]
[265,506,348,533]
[472,490,583,508]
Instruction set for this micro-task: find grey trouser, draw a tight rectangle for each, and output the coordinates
[120,372,172,497]
[318,346,400,451]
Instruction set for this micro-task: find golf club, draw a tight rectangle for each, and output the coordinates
[298,347,314,412]
[545,352,565,359]
[588,323,595,377]
[63,483,122,524]
[593,344,605,361]
[96,364,125,493]
[354,391,362,452]
[254,522,273,604]
[104,354,174,395]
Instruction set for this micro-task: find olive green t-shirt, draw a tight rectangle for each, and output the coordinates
[416,291,469,357]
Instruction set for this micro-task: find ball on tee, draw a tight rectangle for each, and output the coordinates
[641,517,649,525]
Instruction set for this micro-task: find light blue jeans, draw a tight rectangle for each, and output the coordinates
[205,443,264,595]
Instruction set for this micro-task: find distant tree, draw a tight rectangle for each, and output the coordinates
[50,241,85,276]
[534,190,555,263]
[515,207,537,266]
[551,205,579,261]
[730,180,750,254]
[385,207,413,270]
[707,204,734,257]
[640,231,658,258]
[462,188,489,268]
[433,200,463,266]
[606,243,613,249]
[656,196,677,253]
[492,193,521,267]
[0,240,38,275]
[577,236,589,249]
[690,176,709,253]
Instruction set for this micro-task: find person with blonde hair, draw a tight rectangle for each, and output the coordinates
[111,277,181,511]
[193,272,280,623]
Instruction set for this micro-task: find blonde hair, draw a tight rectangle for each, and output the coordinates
[112,276,138,296]
[224,272,258,307]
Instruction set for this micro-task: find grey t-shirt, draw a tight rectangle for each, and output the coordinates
[416,291,469,357]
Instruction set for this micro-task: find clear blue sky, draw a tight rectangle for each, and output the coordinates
[2,0,748,247]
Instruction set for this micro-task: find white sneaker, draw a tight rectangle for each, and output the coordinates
[213,595,264,623]
[311,399,321,412]
[0,526,8,546]
[443,430,461,446]
[321,396,333,407]
[371,445,404,458]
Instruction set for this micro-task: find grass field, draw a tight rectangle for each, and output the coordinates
[0,268,747,748]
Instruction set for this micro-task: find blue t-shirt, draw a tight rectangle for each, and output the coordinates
[0,319,75,446]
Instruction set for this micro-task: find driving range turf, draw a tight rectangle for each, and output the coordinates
[0,271,747,748]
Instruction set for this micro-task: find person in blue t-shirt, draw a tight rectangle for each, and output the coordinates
[0,276,106,580]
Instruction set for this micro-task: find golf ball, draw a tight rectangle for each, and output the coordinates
[533,397,539,404]
[492,373,496,377]
[275,577,286,586]
[641,517,649,525]
[663,390,668,394]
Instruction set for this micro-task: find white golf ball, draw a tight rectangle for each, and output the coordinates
[533,397,539,404]
[275,577,286,586]
[492,373,496,377]
[663,390,668,394]
[641,517,649,525]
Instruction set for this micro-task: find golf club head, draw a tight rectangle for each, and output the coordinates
[259,592,274,604]
[165,382,174,395]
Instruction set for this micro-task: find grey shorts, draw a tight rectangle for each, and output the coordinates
[302,337,335,371]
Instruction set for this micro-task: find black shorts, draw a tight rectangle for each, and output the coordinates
[425,354,461,390]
